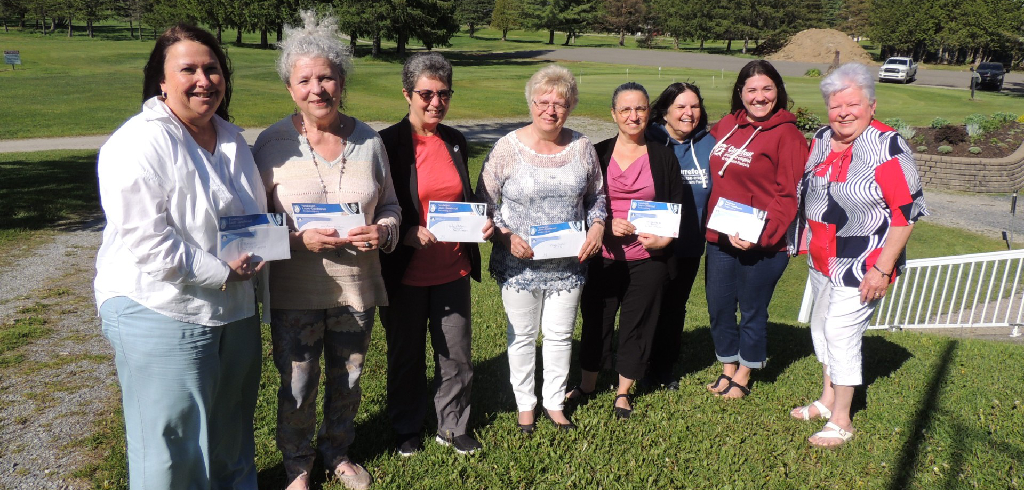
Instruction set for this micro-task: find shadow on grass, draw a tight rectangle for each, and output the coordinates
[0,151,100,231]
[887,339,957,490]
[673,321,911,409]
[256,350,517,489]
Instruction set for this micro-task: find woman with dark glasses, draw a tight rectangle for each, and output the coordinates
[379,52,493,456]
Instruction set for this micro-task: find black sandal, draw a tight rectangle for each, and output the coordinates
[706,374,732,393]
[613,394,633,420]
[565,385,595,405]
[716,379,751,399]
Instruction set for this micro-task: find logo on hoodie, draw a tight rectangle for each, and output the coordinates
[711,143,753,169]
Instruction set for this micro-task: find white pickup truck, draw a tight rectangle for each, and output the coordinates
[878,57,918,83]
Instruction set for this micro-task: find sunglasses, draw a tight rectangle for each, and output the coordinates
[411,89,454,102]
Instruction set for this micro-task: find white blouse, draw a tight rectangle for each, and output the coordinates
[94,97,268,326]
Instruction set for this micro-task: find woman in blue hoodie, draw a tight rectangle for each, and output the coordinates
[642,83,716,389]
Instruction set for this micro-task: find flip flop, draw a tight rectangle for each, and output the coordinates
[809,422,855,448]
[716,379,750,399]
[791,400,833,421]
[706,374,732,393]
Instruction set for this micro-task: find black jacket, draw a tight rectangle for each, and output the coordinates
[378,116,482,293]
[593,136,686,258]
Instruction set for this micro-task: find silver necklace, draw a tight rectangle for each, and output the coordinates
[299,115,346,199]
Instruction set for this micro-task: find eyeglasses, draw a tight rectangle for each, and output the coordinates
[411,89,454,102]
[616,106,649,117]
[532,100,570,114]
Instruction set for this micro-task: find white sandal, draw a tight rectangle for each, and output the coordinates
[809,421,854,447]
[791,400,832,421]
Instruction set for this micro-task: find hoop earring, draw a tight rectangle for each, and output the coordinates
[160,91,167,100]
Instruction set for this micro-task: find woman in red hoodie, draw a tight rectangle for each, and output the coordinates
[703,60,808,398]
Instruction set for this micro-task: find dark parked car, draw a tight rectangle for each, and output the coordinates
[976,62,1005,91]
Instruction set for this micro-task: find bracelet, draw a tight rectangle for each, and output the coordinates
[873,264,892,277]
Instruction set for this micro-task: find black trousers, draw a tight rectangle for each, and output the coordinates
[579,257,669,381]
[648,255,702,377]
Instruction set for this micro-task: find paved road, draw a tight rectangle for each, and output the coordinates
[527,47,1024,93]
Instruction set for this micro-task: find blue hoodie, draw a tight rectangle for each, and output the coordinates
[646,122,716,257]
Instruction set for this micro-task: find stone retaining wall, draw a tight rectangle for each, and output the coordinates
[916,142,1024,193]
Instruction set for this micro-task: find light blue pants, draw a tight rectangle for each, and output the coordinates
[100,296,261,490]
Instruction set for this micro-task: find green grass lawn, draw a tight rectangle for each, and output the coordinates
[2,27,1023,139]
[6,146,1018,489]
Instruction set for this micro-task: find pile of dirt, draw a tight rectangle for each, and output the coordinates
[769,28,875,65]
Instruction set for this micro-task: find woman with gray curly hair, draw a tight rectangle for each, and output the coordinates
[476,64,606,433]
[252,10,400,490]
[789,62,926,447]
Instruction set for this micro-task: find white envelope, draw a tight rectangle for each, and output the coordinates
[217,213,291,262]
[627,200,681,238]
[706,197,767,243]
[426,201,488,243]
[529,221,586,260]
[293,202,365,237]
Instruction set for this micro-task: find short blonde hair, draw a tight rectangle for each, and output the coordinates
[524,64,579,113]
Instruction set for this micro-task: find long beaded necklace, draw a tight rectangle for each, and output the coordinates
[299,114,346,200]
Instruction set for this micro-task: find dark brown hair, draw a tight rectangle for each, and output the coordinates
[650,82,708,134]
[730,60,789,116]
[142,24,232,121]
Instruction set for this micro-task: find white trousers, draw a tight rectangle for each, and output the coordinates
[502,286,582,412]
[808,269,878,386]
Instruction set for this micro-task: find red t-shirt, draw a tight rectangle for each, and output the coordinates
[401,132,471,286]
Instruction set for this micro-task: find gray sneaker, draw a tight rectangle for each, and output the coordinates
[435,433,482,454]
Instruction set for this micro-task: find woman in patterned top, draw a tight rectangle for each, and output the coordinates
[789,62,927,447]
[476,64,606,433]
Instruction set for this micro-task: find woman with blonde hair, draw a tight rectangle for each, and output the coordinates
[476,64,606,433]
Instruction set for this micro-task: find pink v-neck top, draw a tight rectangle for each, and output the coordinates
[602,153,654,261]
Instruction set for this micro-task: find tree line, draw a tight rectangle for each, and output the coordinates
[2,0,1022,66]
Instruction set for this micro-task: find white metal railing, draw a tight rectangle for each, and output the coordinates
[798,249,1024,336]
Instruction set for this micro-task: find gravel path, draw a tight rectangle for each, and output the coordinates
[0,217,115,490]
[0,119,1020,489]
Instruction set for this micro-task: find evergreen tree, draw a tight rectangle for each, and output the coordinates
[456,0,492,37]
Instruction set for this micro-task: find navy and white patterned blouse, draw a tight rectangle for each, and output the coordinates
[797,119,928,287]
[476,130,606,291]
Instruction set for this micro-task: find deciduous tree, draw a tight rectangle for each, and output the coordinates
[490,0,521,40]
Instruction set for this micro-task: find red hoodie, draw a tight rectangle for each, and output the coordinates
[705,108,808,252]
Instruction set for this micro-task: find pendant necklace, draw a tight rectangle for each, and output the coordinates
[299,114,346,201]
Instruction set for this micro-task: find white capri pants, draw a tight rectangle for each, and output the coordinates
[501,286,582,412]
[808,269,879,386]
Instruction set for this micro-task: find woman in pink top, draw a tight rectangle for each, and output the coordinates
[568,82,684,419]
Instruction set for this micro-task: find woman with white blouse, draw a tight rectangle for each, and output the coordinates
[476,64,606,433]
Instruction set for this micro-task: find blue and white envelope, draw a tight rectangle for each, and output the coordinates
[529,221,586,260]
[426,201,488,243]
[217,213,290,262]
[293,202,365,236]
[627,200,681,238]
[706,197,767,243]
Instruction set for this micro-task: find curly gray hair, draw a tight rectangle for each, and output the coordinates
[402,52,453,93]
[276,10,352,85]
[820,62,876,103]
